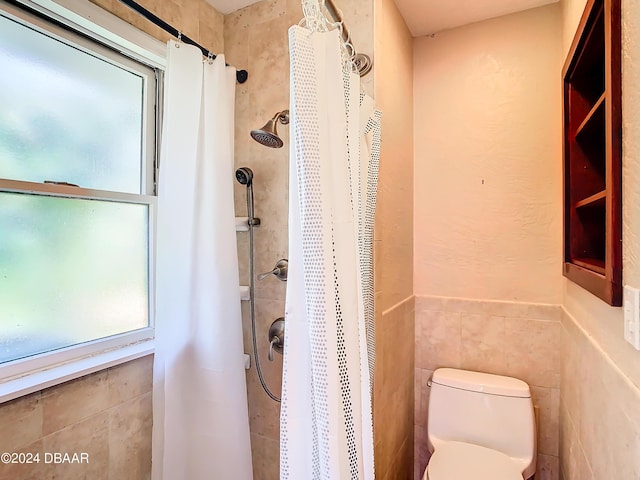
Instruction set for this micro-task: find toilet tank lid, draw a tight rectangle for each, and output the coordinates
[432,368,531,398]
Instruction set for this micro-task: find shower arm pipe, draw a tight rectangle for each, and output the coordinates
[324,0,350,47]
[322,0,372,76]
[117,0,248,84]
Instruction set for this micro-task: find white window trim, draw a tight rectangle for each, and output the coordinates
[0,0,166,403]
[16,0,167,69]
[0,338,154,403]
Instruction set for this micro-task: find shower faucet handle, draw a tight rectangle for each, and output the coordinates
[258,259,288,282]
[268,318,285,361]
[268,336,280,362]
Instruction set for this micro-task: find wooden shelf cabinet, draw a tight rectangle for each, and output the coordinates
[562,0,622,306]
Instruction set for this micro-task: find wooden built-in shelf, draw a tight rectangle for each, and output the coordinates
[562,0,621,306]
[575,190,606,208]
[572,257,606,275]
[575,92,605,137]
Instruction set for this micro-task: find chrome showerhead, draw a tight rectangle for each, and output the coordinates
[250,110,289,148]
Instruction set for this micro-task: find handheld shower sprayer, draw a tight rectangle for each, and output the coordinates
[235,167,253,186]
[235,167,259,226]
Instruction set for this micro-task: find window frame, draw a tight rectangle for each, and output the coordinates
[0,0,165,402]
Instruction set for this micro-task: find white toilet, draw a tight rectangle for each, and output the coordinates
[423,368,536,480]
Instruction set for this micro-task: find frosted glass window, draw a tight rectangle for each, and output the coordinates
[0,14,146,194]
[0,1,157,373]
[0,192,149,363]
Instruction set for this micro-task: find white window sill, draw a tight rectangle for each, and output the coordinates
[0,340,154,404]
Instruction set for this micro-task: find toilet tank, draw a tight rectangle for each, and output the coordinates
[427,368,536,477]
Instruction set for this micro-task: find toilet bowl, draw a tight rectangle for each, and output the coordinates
[423,368,536,480]
[423,441,523,480]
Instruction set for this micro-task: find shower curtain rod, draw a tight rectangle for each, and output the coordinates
[118,0,248,83]
[322,0,373,76]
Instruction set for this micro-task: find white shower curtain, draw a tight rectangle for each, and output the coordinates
[280,25,381,480]
[152,41,253,480]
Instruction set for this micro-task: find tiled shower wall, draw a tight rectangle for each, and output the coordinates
[224,1,295,477]
[224,0,375,478]
[372,0,415,476]
[414,296,561,480]
[90,0,224,53]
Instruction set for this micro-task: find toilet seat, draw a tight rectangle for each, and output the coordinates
[423,441,522,480]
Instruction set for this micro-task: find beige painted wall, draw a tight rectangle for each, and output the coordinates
[372,0,415,478]
[413,4,563,304]
[559,0,640,478]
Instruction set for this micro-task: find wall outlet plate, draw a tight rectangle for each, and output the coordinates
[623,285,640,350]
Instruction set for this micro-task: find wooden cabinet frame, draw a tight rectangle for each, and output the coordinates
[562,0,622,305]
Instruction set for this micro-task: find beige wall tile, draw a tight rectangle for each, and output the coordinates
[559,399,593,480]
[413,425,429,480]
[0,392,42,453]
[155,0,199,42]
[413,369,421,428]
[250,433,279,480]
[440,297,487,315]
[246,373,282,440]
[0,440,45,480]
[0,358,153,480]
[383,436,413,480]
[537,453,560,480]
[560,308,640,480]
[505,318,561,388]
[108,392,153,480]
[484,301,562,321]
[108,356,154,407]
[530,386,559,456]
[460,313,506,374]
[588,347,640,480]
[41,371,110,435]
[375,298,414,480]
[41,412,110,480]
[414,369,432,429]
[559,313,583,430]
[88,0,224,50]
[198,3,225,54]
[416,310,461,370]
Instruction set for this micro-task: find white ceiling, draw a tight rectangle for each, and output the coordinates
[206,0,560,36]
[393,0,560,37]
[205,0,260,15]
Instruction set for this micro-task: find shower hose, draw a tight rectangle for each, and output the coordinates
[247,186,281,403]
